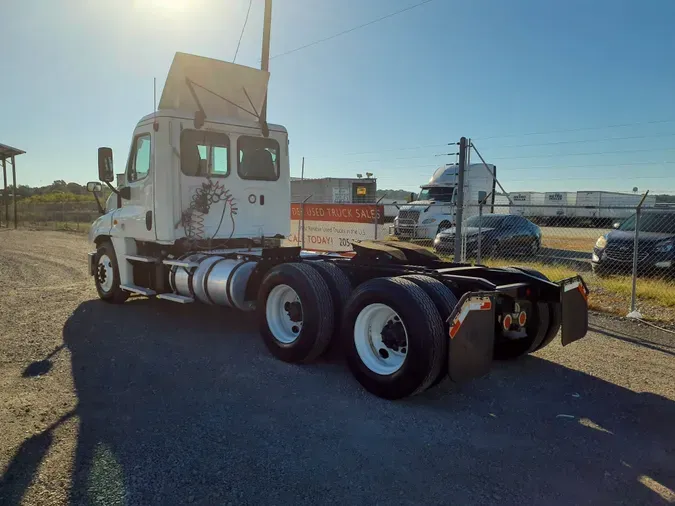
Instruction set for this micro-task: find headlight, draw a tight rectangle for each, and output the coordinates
[595,235,607,249]
[422,218,437,224]
[655,240,674,253]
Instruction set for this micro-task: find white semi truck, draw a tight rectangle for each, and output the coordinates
[86,52,589,400]
[392,163,498,239]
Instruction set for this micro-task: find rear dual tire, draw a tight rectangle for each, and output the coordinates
[259,264,458,399]
[342,277,446,400]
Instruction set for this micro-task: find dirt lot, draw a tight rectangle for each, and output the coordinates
[1,230,674,505]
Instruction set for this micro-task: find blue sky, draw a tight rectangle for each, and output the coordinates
[2,0,675,193]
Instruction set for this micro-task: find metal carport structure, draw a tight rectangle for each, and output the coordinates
[0,143,25,228]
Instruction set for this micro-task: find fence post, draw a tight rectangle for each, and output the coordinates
[627,191,649,319]
[476,201,483,264]
[300,195,312,249]
[374,194,386,241]
[454,137,467,263]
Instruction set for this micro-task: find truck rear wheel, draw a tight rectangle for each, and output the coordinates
[400,275,458,387]
[258,263,335,364]
[493,266,559,358]
[94,241,129,304]
[511,266,562,352]
[306,261,352,354]
[343,277,445,399]
[493,301,549,360]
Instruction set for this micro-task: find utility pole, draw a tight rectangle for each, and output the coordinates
[454,137,467,262]
[260,0,272,134]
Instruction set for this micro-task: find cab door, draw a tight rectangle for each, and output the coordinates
[235,133,289,238]
[113,129,156,241]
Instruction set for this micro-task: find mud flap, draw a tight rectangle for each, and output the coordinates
[446,292,497,383]
[560,276,589,346]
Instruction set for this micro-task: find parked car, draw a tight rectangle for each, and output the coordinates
[434,214,542,258]
[592,209,675,276]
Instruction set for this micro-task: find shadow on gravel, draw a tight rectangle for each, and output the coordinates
[589,325,675,357]
[2,298,674,505]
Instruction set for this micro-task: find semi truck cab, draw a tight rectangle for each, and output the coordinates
[393,163,497,240]
[89,53,290,273]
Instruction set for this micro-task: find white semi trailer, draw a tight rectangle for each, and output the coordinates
[86,52,589,399]
[576,191,656,226]
[509,192,546,220]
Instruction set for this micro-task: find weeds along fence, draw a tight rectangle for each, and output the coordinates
[390,201,675,321]
[0,201,100,233]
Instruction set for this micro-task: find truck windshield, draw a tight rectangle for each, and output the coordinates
[417,187,455,202]
[619,212,675,234]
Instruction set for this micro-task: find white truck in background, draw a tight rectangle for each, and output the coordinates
[392,163,497,239]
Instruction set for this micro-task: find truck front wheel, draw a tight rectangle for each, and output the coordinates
[94,241,129,304]
[343,277,445,399]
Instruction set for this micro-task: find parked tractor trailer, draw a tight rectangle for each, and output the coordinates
[86,52,589,400]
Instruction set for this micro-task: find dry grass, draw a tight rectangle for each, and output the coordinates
[541,235,597,252]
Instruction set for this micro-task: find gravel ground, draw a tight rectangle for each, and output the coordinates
[0,230,673,506]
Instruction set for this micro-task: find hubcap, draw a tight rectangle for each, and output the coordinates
[97,254,114,293]
[266,284,303,344]
[354,303,408,375]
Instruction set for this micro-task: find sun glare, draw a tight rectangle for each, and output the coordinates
[133,0,191,12]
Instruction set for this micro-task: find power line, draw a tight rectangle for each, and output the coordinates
[233,0,253,63]
[369,160,675,176]
[479,132,675,150]
[473,118,675,142]
[489,146,675,161]
[269,0,435,60]
[310,131,675,162]
[320,142,450,159]
[315,145,675,167]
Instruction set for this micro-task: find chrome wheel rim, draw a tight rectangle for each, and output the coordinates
[97,254,114,293]
[266,284,303,344]
[354,303,408,375]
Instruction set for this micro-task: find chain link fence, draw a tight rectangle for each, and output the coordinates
[388,200,675,321]
[3,195,673,321]
[0,201,99,233]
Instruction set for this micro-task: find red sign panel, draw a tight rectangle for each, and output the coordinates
[290,203,385,225]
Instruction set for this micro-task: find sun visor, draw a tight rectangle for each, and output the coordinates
[158,52,270,122]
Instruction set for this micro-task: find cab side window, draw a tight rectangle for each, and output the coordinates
[127,133,151,183]
[180,130,230,177]
[238,136,280,181]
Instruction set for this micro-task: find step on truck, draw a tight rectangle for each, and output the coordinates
[86,52,589,400]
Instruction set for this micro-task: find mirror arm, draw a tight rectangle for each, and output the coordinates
[92,191,105,215]
[104,181,119,196]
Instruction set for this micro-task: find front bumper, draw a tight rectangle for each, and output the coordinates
[446,276,589,382]
[592,247,674,273]
[391,223,436,240]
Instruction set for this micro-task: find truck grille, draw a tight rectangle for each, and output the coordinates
[398,210,420,224]
[605,244,649,262]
